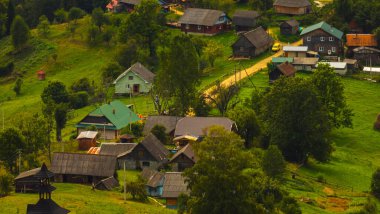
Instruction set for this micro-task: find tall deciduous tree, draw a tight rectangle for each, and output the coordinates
[37,15,50,38]
[206,81,240,116]
[54,103,68,143]
[0,0,7,38]
[155,35,200,116]
[311,63,353,128]
[0,128,25,173]
[41,81,69,104]
[6,0,15,35]
[203,41,223,67]
[91,7,108,32]
[68,7,84,24]
[262,77,331,163]
[10,15,30,51]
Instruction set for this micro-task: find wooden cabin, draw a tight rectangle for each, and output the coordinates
[273,0,311,15]
[94,176,119,191]
[283,46,308,57]
[292,57,319,71]
[280,20,299,35]
[178,8,231,35]
[76,131,98,151]
[141,168,165,197]
[232,26,273,58]
[269,61,296,83]
[15,163,53,193]
[232,10,260,32]
[170,144,197,172]
[353,47,380,66]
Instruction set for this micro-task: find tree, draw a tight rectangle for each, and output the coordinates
[262,77,331,163]
[86,24,100,45]
[0,173,13,197]
[150,125,168,144]
[206,81,240,116]
[10,15,30,51]
[0,128,25,173]
[203,41,223,67]
[41,81,69,104]
[54,103,68,143]
[311,63,353,129]
[0,0,7,38]
[91,7,108,32]
[5,0,15,35]
[115,40,148,69]
[13,78,22,96]
[249,0,273,11]
[102,26,114,46]
[227,106,260,148]
[155,34,200,116]
[71,77,94,94]
[37,15,50,37]
[101,62,123,102]
[371,168,380,199]
[54,8,67,23]
[125,177,147,201]
[193,94,210,116]
[262,145,286,178]
[68,7,84,24]
[69,91,89,109]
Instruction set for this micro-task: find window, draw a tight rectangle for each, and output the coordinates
[329,37,334,41]
[197,25,202,31]
[127,84,130,88]
[320,37,325,41]
[332,47,336,52]
[306,36,311,41]
[328,50,332,55]
[142,162,150,167]
[319,46,324,52]
[128,76,133,80]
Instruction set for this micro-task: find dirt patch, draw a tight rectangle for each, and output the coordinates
[323,187,335,196]
[315,197,351,212]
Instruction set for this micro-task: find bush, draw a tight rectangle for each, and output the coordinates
[374,114,380,131]
[0,173,14,197]
[151,125,168,144]
[0,62,14,77]
[71,77,94,94]
[125,178,147,201]
[371,168,380,198]
[280,196,302,214]
[262,145,286,178]
[69,91,89,109]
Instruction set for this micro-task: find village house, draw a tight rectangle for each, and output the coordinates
[99,143,137,157]
[269,61,296,83]
[178,8,231,35]
[117,134,169,170]
[15,163,54,193]
[76,131,98,151]
[143,115,183,136]
[232,10,260,32]
[94,176,119,191]
[283,46,308,57]
[273,0,311,15]
[162,172,190,209]
[170,143,197,172]
[300,21,344,56]
[353,47,380,66]
[292,57,319,71]
[346,34,378,49]
[232,26,273,58]
[51,152,117,184]
[113,62,155,94]
[272,57,294,65]
[141,168,165,197]
[76,100,140,140]
[280,19,299,35]
[317,62,347,75]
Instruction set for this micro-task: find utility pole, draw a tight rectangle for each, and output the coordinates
[2,104,4,131]
[18,150,22,174]
[124,161,126,201]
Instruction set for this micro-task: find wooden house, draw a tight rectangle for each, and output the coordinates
[269,61,296,83]
[353,47,380,66]
[232,26,274,58]
[51,152,117,184]
[15,163,54,193]
[143,116,183,136]
[346,34,378,48]
[283,46,308,57]
[170,143,197,172]
[232,10,260,32]
[317,62,347,75]
[76,131,98,151]
[178,8,231,35]
[76,100,140,140]
[99,142,137,156]
[113,62,155,94]
[280,20,299,35]
[162,172,190,209]
[141,168,165,197]
[118,134,169,170]
[300,21,344,56]
[94,176,119,191]
[273,0,311,15]
[292,57,319,71]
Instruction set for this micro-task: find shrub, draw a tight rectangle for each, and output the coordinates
[0,62,14,77]
[371,168,380,198]
[280,196,302,214]
[150,125,168,144]
[0,173,14,197]
[374,114,380,131]
[69,91,89,109]
[125,178,147,201]
[262,145,286,178]
[71,77,94,95]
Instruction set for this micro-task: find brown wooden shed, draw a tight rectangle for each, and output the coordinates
[76,131,98,150]
[280,20,299,35]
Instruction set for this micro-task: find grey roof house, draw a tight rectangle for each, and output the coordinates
[143,116,183,136]
[141,168,165,197]
[232,10,260,32]
[273,0,311,15]
[280,19,299,35]
[162,172,190,209]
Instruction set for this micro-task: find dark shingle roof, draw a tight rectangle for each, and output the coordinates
[143,116,183,135]
[353,46,380,53]
[174,117,236,137]
[95,176,119,190]
[114,62,155,84]
[274,0,311,7]
[119,0,141,5]
[16,163,54,180]
[282,19,299,27]
[140,134,169,162]
[141,168,164,188]
[170,143,197,163]
[276,62,296,76]
[178,8,224,26]
[239,26,274,49]
[99,143,137,156]
[162,172,190,198]
[27,199,70,214]
[232,10,260,27]
[51,153,117,177]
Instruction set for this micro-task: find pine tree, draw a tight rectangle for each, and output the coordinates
[11,15,30,51]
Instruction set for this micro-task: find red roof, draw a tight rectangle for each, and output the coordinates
[37,70,45,74]
[346,34,378,47]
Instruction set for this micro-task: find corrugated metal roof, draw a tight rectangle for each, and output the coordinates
[300,21,343,39]
[76,131,98,140]
[178,8,224,26]
[283,46,308,52]
[346,34,378,47]
[170,143,198,163]
[293,57,318,65]
[274,0,311,7]
[143,116,183,135]
[272,57,294,63]
[162,172,190,198]
[363,67,380,73]
[318,62,347,69]
[99,143,137,156]
[174,117,235,137]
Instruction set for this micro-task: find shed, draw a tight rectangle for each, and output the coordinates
[15,163,54,193]
[343,58,359,71]
[113,62,155,94]
[76,131,98,151]
[37,70,46,80]
[119,133,136,143]
[280,19,299,35]
[162,172,190,209]
[170,143,197,172]
[99,143,137,157]
[346,34,378,48]
[283,46,308,57]
[273,0,311,15]
[353,47,380,66]
[292,57,319,71]
[232,10,260,32]
[95,176,119,191]
[269,61,296,83]
[317,62,347,75]
[232,26,274,58]
[363,67,380,75]
[143,116,183,136]
[51,152,117,184]
[141,168,165,197]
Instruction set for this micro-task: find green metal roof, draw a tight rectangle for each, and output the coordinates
[300,21,343,39]
[272,57,294,64]
[87,100,140,130]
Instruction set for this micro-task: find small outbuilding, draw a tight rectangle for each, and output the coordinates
[353,47,380,66]
[344,58,359,72]
[162,172,190,209]
[269,61,296,83]
[292,57,319,71]
[232,10,260,32]
[141,168,165,197]
[317,62,347,75]
[37,70,46,80]
[143,116,183,136]
[76,131,98,151]
[170,143,197,172]
[283,46,308,57]
[15,163,55,193]
[94,176,119,191]
[273,0,311,15]
[232,26,274,58]
[280,20,299,35]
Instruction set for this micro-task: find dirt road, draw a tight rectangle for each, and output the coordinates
[204,39,303,95]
